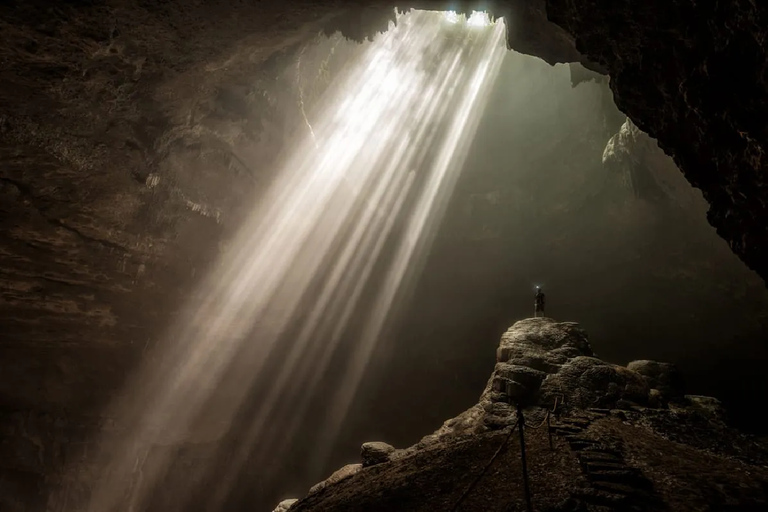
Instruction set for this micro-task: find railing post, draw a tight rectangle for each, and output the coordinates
[546,410,553,450]
[516,403,533,512]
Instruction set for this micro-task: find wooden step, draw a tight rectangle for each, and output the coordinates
[582,461,631,472]
[586,469,652,490]
[578,451,623,463]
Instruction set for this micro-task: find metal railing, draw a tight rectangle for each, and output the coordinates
[450,396,562,512]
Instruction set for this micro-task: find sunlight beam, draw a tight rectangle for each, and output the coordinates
[86,10,507,511]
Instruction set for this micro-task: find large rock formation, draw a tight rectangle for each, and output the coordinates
[282,319,768,511]
[272,499,298,512]
[360,442,396,467]
[416,318,718,446]
[603,118,709,210]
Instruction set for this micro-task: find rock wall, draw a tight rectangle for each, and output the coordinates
[545,0,768,283]
[0,5,360,509]
[602,118,707,209]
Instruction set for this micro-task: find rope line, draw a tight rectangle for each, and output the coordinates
[524,396,561,430]
[449,396,563,511]
[450,418,520,512]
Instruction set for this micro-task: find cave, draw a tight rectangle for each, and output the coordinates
[1,2,768,512]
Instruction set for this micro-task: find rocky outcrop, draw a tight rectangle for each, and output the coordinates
[602,118,642,171]
[308,464,362,495]
[420,318,684,445]
[361,442,396,467]
[284,318,768,512]
[293,442,397,504]
[602,118,708,209]
[626,360,684,401]
[568,62,607,88]
[271,498,298,512]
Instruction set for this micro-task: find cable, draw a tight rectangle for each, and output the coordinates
[450,418,519,512]
[524,396,561,430]
[450,396,563,511]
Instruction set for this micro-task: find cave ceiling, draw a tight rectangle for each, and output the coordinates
[0,0,766,416]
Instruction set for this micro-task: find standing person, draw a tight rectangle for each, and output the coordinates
[534,286,546,318]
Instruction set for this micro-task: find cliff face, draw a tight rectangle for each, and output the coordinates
[283,319,768,512]
[545,0,768,284]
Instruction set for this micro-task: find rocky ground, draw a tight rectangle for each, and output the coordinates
[277,319,768,512]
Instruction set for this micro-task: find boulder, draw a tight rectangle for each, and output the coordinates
[496,318,593,361]
[272,498,298,512]
[540,356,650,410]
[627,360,684,399]
[682,395,726,422]
[648,388,663,408]
[308,463,362,495]
[361,442,395,467]
[495,363,547,389]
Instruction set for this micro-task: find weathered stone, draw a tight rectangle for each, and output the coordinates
[427,318,665,439]
[615,399,637,410]
[541,356,651,411]
[508,356,560,374]
[308,464,362,495]
[627,360,685,399]
[648,388,663,408]
[682,395,726,421]
[489,391,509,403]
[491,376,510,393]
[272,498,299,512]
[505,380,534,405]
[609,409,628,421]
[498,318,593,356]
[495,363,547,389]
[488,401,514,418]
[484,413,517,430]
[361,442,395,467]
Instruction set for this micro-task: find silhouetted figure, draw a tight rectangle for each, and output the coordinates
[534,287,546,318]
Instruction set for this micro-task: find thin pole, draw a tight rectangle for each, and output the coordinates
[517,404,533,512]
[546,411,553,450]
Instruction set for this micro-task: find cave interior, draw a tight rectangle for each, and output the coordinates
[1,1,768,511]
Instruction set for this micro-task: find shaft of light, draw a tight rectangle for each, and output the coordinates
[86,10,507,512]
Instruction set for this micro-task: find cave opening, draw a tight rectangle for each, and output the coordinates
[2,4,768,512]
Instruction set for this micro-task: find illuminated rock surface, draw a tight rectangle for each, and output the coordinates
[272,499,298,512]
[360,442,396,467]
